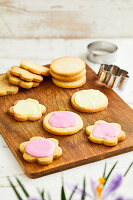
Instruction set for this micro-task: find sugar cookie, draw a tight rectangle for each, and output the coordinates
[6,70,40,89]
[86,120,126,146]
[52,76,86,89]
[20,137,62,165]
[20,60,50,76]
[71,89,108,113]
[0,74,19,96]
[43,111,83,135]
[9,98,46,121]
[50,69,86,82]
[50,57,86,76]
[10,66,43,82]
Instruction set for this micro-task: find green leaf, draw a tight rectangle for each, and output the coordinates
[37,188,45,200]
[15,177,29,198]
[69,185,78,200]
[61,178,66,200]
[124,161,133,177]
[7,177,23,200]
[104,161,118,186]
[61,186,67,200]
[103,163,107,178]
[47,192,52,200]
[81,177,86,200]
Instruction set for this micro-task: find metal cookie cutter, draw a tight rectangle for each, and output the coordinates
[87,41,118,64]
[97,64,129,90]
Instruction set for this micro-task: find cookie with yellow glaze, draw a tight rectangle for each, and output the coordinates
[86,120,126,146]
[71,89,108,113]
[9,98,46,121]
[19,137,62,165]
[43,111,83,135]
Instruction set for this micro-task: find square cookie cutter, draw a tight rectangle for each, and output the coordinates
[97,64,129,90]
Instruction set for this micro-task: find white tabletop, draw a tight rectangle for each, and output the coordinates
[0,38,133,199]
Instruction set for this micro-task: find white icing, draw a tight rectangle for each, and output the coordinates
[75,89,108,108]
[13,99,41,115]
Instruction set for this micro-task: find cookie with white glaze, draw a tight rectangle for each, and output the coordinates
[9,98,46,121]
[71,89,108,113]
[43,111,83,135]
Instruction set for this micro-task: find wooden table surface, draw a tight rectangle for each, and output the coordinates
[0,38,133,199]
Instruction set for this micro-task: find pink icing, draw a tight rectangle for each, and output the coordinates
[25,139,55,158]
[49,111,79,128]
[92,121,119,139]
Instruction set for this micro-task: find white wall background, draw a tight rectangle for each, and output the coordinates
[0,0,133,39]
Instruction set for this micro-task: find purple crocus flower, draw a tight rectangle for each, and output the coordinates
[66,182,92,198]
[66,173,124,200]
[90,178,98,197]
[102,174,123,199]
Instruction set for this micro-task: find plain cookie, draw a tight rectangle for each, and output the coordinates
[7,70,40,89]
[71,89,108,113]
[52,76,86,89]
[9,98,46,121]
[50,69,86,82]
[50,57,86,76]
[20,60,50,76]
[0,74,19,96]
[10,66,43,82]
[20,137,62,165]
[43,111,83,135]
[86,120,126,146]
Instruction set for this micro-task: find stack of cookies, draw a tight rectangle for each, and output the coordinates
[50,57,86,88]
[6,61,50,89]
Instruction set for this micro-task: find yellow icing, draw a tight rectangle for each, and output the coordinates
[75,89,107,108]
[13,99,41,115]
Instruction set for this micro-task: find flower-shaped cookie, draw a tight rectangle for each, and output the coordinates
[9,98,46,121]
[86,120,126,146]
[19,137,62,165]
[0,74,19,96]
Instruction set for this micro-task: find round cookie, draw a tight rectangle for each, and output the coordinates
[52,76,86,89]
[71,89,108,113]
[50,69,86,82]
[43,111,83,135]
[50,57,86,77]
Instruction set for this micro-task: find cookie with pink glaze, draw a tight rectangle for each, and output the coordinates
[19,136,62,165]
[43,111,83,135]
[86,120,126,146]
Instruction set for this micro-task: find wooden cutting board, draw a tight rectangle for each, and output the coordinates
[0,64,133,178]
